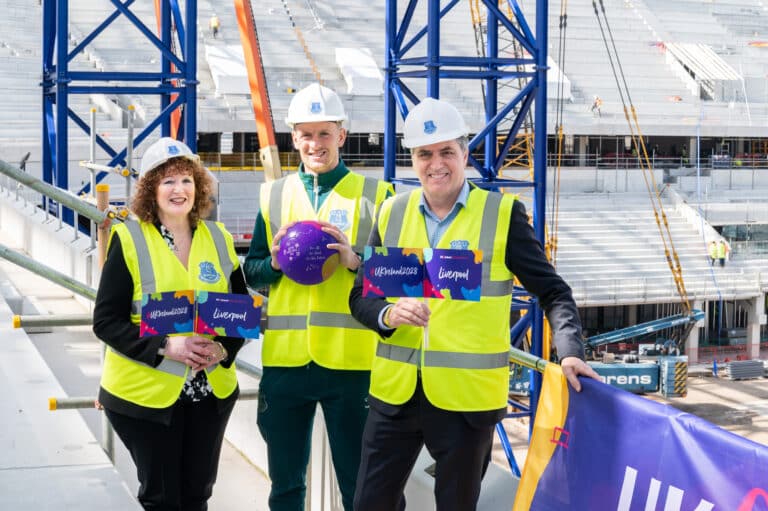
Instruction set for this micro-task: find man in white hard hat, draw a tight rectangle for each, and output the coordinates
[348,97,600,511]
[243,83,393,510]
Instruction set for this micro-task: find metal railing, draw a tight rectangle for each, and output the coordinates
[196,150,768,172]
[0,160,112,301]
[0,159,112,225]
[199,151,414,171]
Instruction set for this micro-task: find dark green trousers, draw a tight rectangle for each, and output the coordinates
[257,362,370,511]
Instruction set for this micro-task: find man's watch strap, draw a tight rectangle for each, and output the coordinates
[158,335,168,356]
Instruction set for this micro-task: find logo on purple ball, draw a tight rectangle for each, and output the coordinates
[276,221,340,285]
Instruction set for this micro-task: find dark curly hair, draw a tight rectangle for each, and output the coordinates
[131,157,214,226]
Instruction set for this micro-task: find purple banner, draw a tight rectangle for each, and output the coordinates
[515,365,768,511]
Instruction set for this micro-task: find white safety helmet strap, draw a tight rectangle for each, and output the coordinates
[401,97,469,149]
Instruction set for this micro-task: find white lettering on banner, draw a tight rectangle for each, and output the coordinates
[437,267,469,282]
[600,375,653,385]
[373,266,420,277]
[212,307,247,322]
[148,307,189,319]
[616,466,715,511]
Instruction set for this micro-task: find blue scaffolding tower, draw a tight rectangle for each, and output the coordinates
[383,0,549,474]
[41,0,198,222]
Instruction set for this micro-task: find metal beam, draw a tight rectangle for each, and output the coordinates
[41,0,198,218]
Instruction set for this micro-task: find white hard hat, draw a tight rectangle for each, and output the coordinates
[285,83,347,128]
[401,97,469,149]
[139,137,199,176]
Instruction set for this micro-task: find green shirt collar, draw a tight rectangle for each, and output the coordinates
[297,159,350,189]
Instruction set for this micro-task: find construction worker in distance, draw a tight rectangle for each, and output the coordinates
[348,97,600,511]
[243,83,393,510]
[709,240,718,266]
[590,95,602,117]
[209,14,220,38]
[717,239,729,267]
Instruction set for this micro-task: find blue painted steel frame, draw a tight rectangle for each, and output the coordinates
[384,0,548,470]
[41,0,198,219]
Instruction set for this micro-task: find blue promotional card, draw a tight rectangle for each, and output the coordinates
[140,290,195,336]
[195,291,263,339]
[362,247,425,298]
[423,248,483,301]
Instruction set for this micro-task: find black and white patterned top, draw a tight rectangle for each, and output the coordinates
[160,224,213,403]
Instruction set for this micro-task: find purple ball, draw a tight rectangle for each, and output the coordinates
[276,221,340,285]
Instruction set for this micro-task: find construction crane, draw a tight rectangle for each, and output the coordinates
[233,0,282,182]
[585,309,706,359]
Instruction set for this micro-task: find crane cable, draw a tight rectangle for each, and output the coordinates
[592,0,692,316]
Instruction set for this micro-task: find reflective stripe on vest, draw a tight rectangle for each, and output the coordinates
[267,315,307,330]
[110,347,188,377]
[352,177,380,253]
[376,342,508,369]
[309,311,369,330]
[268,177,287,237]
[129,220,233,315]
[382,193,410,246]
[383,191,512,297]
[425,350,508,369]
[377,342,420,365]
[267,312,367,331]
[125,220,156,306]
[479,193,514,297]
[207,220,235,279]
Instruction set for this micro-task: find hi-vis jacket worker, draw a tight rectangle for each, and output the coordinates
[348,98,601,511]
[93,137,248,510]
[243,83,393,511]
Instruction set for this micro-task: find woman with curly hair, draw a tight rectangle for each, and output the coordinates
[93,137,248,510]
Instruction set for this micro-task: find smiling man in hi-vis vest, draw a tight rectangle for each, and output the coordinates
[348,97,600,511]
[243,83,393,511]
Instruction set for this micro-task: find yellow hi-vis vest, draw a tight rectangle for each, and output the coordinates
[717,242,727,259]
[261,172,392,369]
[100,220,240,408]
[371,188,515,411]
